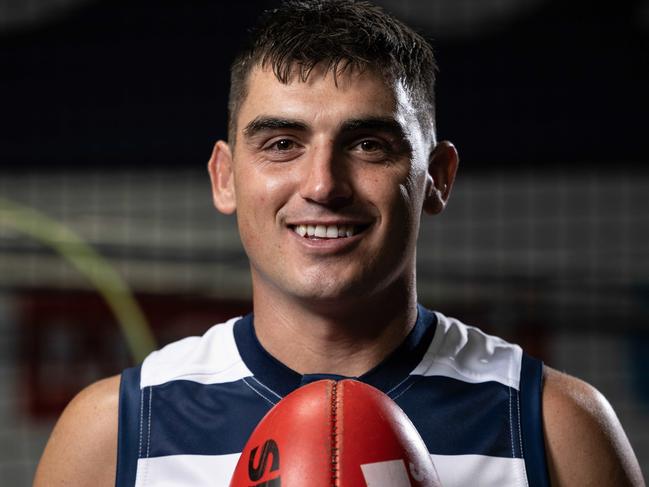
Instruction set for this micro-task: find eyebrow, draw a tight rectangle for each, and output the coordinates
[243,115,407,140]
[339,117,407,139]
[243,117,309,138]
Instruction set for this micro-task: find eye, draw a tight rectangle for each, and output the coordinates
[350,138,392,162]
[261,137,303,162]
[358,139,383,152]
[267,138,296,151]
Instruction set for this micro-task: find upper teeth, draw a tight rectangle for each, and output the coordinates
[294,224,356,238]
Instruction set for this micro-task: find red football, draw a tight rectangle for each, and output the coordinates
[230,379,441,487]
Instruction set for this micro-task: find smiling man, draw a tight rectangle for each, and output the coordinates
[208,65,446,380]
[35,1,644,486]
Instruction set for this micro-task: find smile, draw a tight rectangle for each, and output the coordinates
[289,224,370,239]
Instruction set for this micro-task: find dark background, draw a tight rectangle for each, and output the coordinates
[2,0,647,171]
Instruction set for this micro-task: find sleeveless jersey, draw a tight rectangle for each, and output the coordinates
[116,306,550,486]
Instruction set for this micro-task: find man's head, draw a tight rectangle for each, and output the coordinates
[227,0,437,148]
[209,0,458,308]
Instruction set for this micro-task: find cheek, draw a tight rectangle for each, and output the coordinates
[234,167,299,260]
[260,174,290,207]
[377,173,428,246]
[365,166,425,216]
[235,167,293,220]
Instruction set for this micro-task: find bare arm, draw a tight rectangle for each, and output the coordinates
[34,375,120,487]
[543,366,645,486]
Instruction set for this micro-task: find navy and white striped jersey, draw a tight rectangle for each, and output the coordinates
[116,305,550,486]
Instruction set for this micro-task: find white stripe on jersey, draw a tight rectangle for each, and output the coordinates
[140,317,253,388]
[411,312,523,390]
[132,453,528,487]
[140,312,522,391]
[134,454,240,487]
[431,454,529,487]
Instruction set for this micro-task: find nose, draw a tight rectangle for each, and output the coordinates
[299,144,353,208]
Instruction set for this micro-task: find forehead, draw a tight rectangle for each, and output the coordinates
[235,65,405,137]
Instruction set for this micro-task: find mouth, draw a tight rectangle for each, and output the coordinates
[288,223,371,239]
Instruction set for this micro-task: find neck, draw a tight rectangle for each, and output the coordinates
[251,275,418,377]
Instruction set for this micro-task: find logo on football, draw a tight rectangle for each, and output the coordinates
[229,379,442,486]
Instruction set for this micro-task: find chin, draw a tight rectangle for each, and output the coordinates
[292,283,355,302]
[288,274,378,305]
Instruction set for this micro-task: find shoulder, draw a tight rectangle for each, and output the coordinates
[418,311,523,389]
[140,316,250,387]
[34,375,121,487]
[542,366,645,486]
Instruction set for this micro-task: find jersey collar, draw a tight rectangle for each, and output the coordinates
[233,304,437,398]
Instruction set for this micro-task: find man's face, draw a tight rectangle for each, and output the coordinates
[219,65,436,303]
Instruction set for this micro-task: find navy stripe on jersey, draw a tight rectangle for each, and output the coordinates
[127,373,522,460]
[146,380,272,457]
[116,365,141,487]
[520,353,551,487]
[396,375,522,458]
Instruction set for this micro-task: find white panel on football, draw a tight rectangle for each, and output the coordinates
[360,459,412,487]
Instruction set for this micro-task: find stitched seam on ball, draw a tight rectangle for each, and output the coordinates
[330,381,340,487]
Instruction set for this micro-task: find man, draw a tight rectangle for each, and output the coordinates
[35,1,644,486]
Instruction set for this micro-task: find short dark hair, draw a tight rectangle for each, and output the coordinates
[227,0,437,145]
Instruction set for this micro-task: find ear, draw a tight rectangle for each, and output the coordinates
[207,140,237,214]
[423,140,459,215]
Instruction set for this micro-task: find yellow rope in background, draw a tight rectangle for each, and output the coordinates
[0,196,156,363]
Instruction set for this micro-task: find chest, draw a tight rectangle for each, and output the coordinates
[125,376,531,487]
